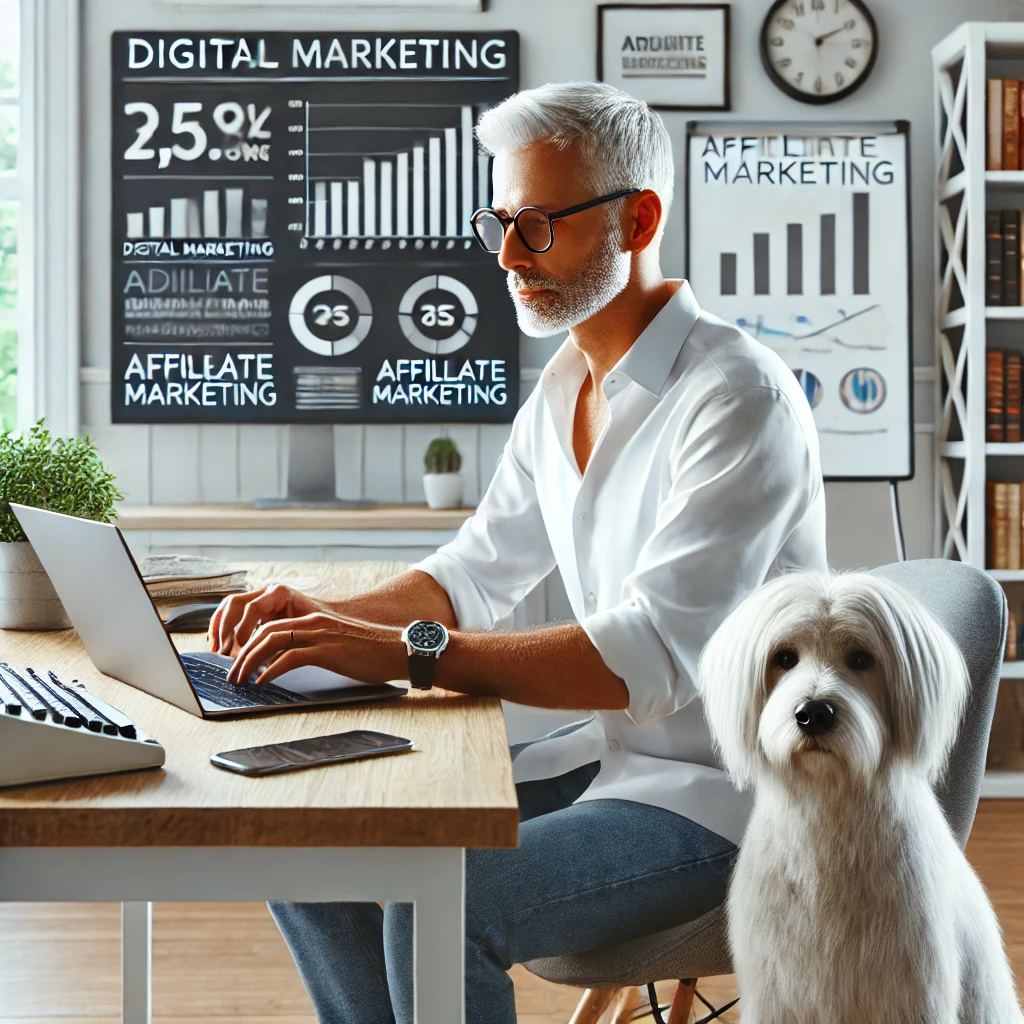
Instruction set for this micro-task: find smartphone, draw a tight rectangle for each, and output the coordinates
[210,729,413,776]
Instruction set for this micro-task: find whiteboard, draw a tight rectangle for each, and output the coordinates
[685,121,913,481]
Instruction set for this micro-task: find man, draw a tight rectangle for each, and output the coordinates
[210,81,827,1024]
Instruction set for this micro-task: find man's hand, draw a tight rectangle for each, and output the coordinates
[224,609,407,688]
[209,583,327,656]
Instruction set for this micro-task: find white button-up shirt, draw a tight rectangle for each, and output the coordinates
[409,280,827,844]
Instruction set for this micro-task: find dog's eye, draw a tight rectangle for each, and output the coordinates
[848,650,874,671]
[773,649,799,671]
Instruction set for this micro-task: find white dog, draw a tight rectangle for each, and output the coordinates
[696,570,1023,1024]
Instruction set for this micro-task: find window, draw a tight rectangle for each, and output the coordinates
[0,0,21,431]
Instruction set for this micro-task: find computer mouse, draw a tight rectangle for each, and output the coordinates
[162,601,223,632]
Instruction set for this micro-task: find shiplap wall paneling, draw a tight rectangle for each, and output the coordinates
[363,426,407,503]
[149,425,203,504]
[238,425,285,502]
[333,425,364,501]
[197,424,241,503]
[86,424,152,505]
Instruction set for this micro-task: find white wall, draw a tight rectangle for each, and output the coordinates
[79,0,1019,570]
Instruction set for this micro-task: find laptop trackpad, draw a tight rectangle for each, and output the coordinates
[187,650,408,700]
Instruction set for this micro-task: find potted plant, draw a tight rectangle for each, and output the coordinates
[423,436,464,510]
[0,419,123,630]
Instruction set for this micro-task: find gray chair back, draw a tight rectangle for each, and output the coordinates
[523,559,1007,989]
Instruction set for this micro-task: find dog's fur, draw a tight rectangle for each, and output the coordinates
[695,570,1023,1024]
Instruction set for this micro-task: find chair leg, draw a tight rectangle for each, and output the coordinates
[667,979,698,1024]
[609,986,646,1023]
[567,987,618,1024]
[567,985,645,1024]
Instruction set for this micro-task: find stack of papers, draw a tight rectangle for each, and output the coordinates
[138,554,250,601]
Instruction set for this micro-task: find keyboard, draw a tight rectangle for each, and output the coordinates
[179,653,310,710]
[0,663,165,787]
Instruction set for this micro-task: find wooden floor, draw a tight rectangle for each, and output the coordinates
[1,800,1021,1024]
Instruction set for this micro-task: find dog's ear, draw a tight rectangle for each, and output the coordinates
[697,572,820,790]
[864,577,970,784]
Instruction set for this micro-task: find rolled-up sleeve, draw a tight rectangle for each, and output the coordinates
[409,391,557,631]
[580,384,823,727]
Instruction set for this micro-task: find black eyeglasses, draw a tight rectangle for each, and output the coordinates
[470,188,641,254]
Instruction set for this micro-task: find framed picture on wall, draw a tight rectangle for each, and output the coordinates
[597,3,730,110]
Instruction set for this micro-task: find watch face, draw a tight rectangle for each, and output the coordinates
[406,620,447,653]
[761,0,877,105]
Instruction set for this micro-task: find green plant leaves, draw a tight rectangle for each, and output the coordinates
[0,418,124,543]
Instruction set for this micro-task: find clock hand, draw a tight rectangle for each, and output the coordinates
[815,25,849,45]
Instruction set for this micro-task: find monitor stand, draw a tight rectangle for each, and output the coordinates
[253,424,377,509]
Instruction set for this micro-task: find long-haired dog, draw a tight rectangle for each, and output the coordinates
[695,570,1023,1024]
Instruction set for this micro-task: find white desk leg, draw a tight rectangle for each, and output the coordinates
[413,848,466,1024]
[121,901,152,1024]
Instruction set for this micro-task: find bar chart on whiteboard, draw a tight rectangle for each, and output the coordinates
[685,124,912,481]
[110,31,520,425]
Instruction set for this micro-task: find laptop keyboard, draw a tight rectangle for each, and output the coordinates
[179,654,310,710]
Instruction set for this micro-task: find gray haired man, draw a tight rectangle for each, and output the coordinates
[214,81,827,1023]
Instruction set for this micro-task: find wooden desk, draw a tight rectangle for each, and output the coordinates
[114,502,476,532]
[0,560,518,1024]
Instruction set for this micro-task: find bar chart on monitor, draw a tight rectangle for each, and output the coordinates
[303,102,490,249]
[123,184,270,240]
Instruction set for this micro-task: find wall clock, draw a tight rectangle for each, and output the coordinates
[760,0,878,104]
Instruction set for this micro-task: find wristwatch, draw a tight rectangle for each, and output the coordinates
[400,619,450,690]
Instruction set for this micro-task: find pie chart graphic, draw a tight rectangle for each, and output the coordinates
[840,368,886,413]
[289,274,373,356]
[793,369,823,409]
[397,274,479,355]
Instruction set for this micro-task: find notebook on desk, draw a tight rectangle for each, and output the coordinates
[9,504,409,718]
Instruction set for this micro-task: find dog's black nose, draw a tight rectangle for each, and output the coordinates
[794,700,835,736]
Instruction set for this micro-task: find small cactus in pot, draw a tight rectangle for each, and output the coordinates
[423,437,464,509]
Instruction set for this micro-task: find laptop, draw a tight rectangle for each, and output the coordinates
[10,504,409,717]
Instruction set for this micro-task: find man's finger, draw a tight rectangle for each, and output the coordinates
[251,643,337,688]
[230,585,291,652]
[213,589,267,653]
[227,624,297,685]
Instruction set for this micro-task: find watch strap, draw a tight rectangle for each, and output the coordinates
[408,652,436,690]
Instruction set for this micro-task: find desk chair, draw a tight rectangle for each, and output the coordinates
[523,559,1008,1024]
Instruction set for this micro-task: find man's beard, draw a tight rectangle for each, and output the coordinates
[507,229,631,338]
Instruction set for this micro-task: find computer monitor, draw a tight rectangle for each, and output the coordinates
[109,30,522,506]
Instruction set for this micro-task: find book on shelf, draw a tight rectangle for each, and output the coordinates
[984,347,1024,442]
[988,210,1004,304]
[986,78,1024,170]
[981,211,1024,305]
[1003,210,1021,306]
[985,480,1024,569]
[988,348,1006,441]
[989,78,1004,170]
[1008,350,1023,442]
[1005,78,1020,171]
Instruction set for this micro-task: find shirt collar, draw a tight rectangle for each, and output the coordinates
[542,280,701,398]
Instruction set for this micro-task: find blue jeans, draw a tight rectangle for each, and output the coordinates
[268,726,738,1024]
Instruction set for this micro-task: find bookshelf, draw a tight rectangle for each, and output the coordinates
[934,23,1024,798]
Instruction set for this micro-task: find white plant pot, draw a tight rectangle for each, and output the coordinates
[423,473,465,509]
[0,540,72,630]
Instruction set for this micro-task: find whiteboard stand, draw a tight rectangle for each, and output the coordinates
[890,479,907,562]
